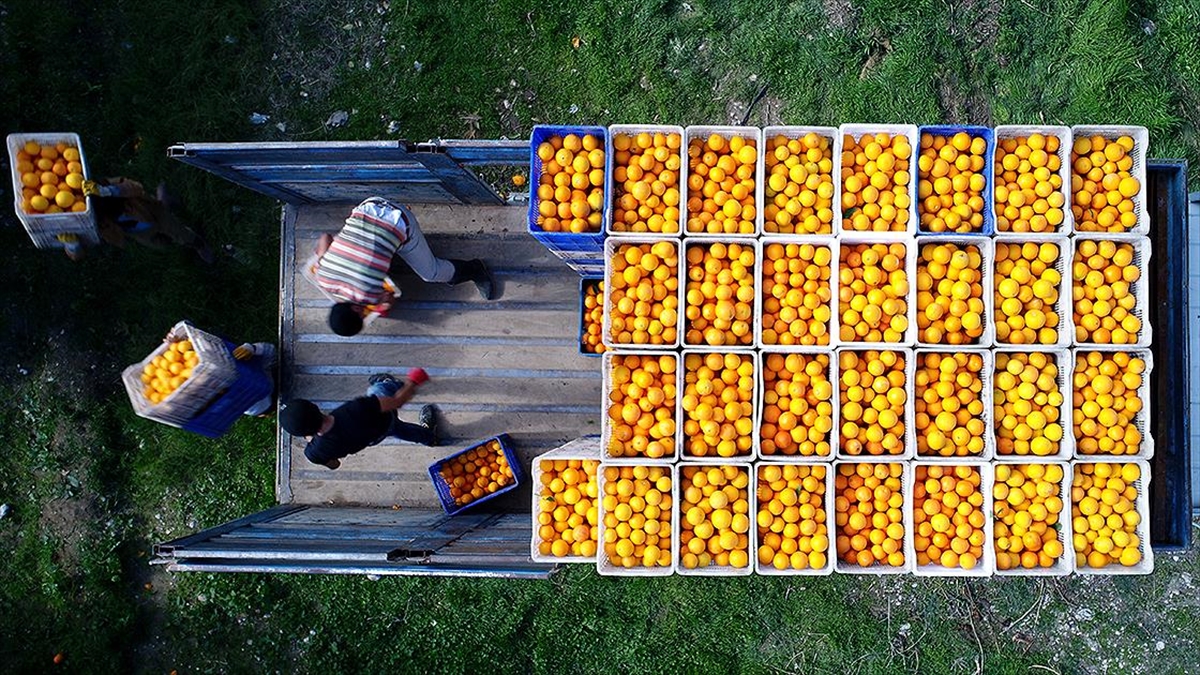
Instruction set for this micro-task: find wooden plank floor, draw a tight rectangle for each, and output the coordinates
[279,203,602,508]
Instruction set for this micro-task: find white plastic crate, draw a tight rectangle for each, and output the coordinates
[121,321,239,426]
[6,132,97,249]
[1070,459,1155,575]
[993,125,1073,235]
[1070,236,1153,348]
[605,124,687,237]
[682,125,764,237]
[837,124,920,238]
[755,350,838,462]
[992,347,1074,462]
[754,462,837,576]
[760,126,841,236]
[679,349,759,463]
[599,351,681,462]
[832,460,913,574]
[1069,125,1149,236]
[675,463,755,576]
[1070,347,1155,461]
[595,462,678,577]
[834,346,916,461]
[991,236,1073,349]
[912,348,995,462]
[914,236,996,349]
[992,461,1074,577]
[602,237,684,350]
[681,237,760,349]
[756,235,839,350]
[836,235,919,348]
[908,461,996,577]
[529,438,603,564]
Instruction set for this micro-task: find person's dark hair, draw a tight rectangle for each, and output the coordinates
[279,399,325,436]
[329,303,364,336]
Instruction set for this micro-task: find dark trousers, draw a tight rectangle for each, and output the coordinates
[366,380,435,446]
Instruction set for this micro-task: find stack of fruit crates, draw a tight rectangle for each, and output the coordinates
[527,125,608,276]
[532,122,1156,576]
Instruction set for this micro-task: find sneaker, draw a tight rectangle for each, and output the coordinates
[419,404,441,447]
[368,373,398,386]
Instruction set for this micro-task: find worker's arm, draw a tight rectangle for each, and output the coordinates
[316,233,333,257]
[377,380,417,412]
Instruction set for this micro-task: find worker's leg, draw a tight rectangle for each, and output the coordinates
[366,375,438,446]
[393,208,457,283]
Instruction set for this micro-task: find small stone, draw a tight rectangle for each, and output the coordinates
[387,121,401,134]
[249,112,269,125]
[1155,641,1165,651]
[326,111,350,128]
[275,122,287,133]
[0,504,9,520]
[413,61,423,72]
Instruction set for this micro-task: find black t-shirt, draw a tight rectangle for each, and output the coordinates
[304,396,392,466]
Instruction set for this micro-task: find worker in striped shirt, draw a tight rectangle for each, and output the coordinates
[313,197,496,336]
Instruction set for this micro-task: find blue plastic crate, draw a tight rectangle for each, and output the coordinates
[181,341,274,438]
[428,433,524,515]
[916,125,995,236]
[528,125,608,248]
[579,277,603,357]
[566,260,605,277]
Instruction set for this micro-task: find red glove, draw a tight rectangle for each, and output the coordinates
[407,368,429,385]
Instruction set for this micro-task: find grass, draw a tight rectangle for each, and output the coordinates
[0,0,1198,672]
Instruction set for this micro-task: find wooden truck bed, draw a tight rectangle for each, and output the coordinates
[278,203,601,509]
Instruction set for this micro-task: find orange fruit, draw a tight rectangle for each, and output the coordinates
[917,131,988,233]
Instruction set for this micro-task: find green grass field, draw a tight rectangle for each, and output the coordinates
[1,0,1198,672]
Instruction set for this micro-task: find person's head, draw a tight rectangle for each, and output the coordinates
[329,303,364,336]
[280,399,326,436]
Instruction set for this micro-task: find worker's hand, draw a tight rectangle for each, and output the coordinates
[81,180,100,197]
[233,343,255,361]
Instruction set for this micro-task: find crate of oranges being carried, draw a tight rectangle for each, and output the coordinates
[429,434,522,515]
[6,132,97,249]
[122,321,240,427]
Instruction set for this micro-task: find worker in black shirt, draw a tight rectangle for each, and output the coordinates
[279,373,440,469]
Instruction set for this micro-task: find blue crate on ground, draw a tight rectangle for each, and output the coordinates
[527,124,607,251]
[181,341,274,438]
[916,125,995,236]
[579,276,603,357]
[428,433,524,515]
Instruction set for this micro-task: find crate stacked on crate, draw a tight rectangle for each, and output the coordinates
[122,321,271,438]
[6,132,98,249]
[528,125,608,277]
[534,121,1156,576]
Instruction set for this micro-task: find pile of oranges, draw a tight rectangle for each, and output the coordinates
[762,132,835,234]
[838,350,908,457]
[607,241,680,346]
[761,241,833,346]
[917,131,989,233]
[679,465,752,570]
[994,241,1063,345]
[682,352,755,459]
[580,280,606,354]
[684,241,756,347]
[140,339,199,404]
[1071,135,1141,233]
[838,242,910,343]
[685,133,758,235]
[600,464,674,570]
[834,462,906,568]
[534,133,605,233]
[912,464,986,570]
[995,133,1067,233]
[756,464,831,571]
[536,458,600,558]
[916,242,986,345]
[840,131,913,233]
[914,351,987,458]
[1072,351,1146,456]
[611,131,682,234]
[605,354,678,460]
[993,463,1067,571]
[1072,239,1142,344]
[440,439,515,506]
[993,352,1066,457]
[15,140,87,214]
[760,352,834,458]
[1072,462,1144,568]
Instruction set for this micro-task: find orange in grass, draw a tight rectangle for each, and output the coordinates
[834,462,906,567]
[759,352,833,458]
[761,242,833,346]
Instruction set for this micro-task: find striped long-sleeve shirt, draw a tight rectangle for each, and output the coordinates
[315,199,409,306]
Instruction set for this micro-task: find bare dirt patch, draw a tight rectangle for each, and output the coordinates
[823,0,859,32]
